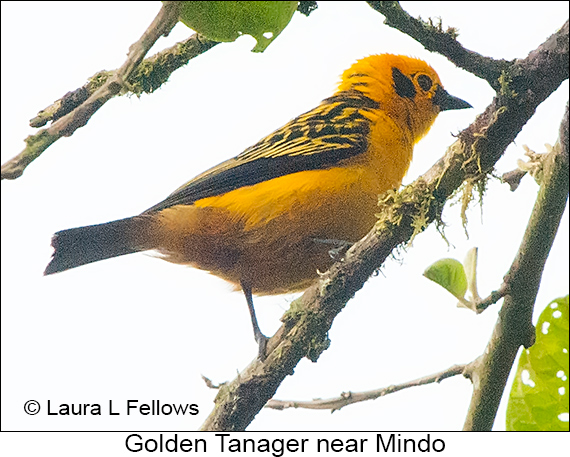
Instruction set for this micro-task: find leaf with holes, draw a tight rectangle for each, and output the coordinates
[506,295,569,430]
[178,1,298,52]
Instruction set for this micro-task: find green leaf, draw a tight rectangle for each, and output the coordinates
[506,295,569,431]
[178,1,298,52]
[423,258,468,300]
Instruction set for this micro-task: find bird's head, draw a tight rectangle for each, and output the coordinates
[337,54,472,142]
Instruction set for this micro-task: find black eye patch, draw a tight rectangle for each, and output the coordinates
[417,74,433,92]
[392,67,416,99]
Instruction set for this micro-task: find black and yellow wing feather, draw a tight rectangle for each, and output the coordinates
[145,91,379,213]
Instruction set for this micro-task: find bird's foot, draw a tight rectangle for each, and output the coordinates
[312,238,354,260]
[255,332,269,361]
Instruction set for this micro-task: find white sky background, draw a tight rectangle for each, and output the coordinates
[1,0,568,444]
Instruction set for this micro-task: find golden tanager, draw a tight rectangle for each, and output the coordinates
[44,54,471,357]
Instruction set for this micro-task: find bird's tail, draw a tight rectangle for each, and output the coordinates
[44,216,155,275]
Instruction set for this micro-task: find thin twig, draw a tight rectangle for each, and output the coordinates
[498,144,551,192]
[500,168,528,191]
[202,375,226,390]
[1,1,182,180]
[266,364,467,412]
[474,283,508,313]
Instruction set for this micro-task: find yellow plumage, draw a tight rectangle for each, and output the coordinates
[45,54,471,355]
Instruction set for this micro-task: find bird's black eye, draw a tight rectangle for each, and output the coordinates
[417,74,433,92]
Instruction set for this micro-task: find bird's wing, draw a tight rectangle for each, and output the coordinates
[145,91,379,213]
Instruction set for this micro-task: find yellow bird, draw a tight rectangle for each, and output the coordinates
[45,54,471,357]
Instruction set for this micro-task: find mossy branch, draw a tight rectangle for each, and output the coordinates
[367,1,517,89]
[1,1,194,180]
[29,33,218,129]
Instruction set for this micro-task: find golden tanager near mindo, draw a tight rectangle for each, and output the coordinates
[45,54,471,358]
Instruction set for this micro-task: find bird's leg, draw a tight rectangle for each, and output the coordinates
[312,238,355,260]
[241,280,268,360]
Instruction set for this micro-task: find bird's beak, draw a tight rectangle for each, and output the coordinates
[433,85,472,111]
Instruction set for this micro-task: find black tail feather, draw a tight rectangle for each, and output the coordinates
[44,216,152,275]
